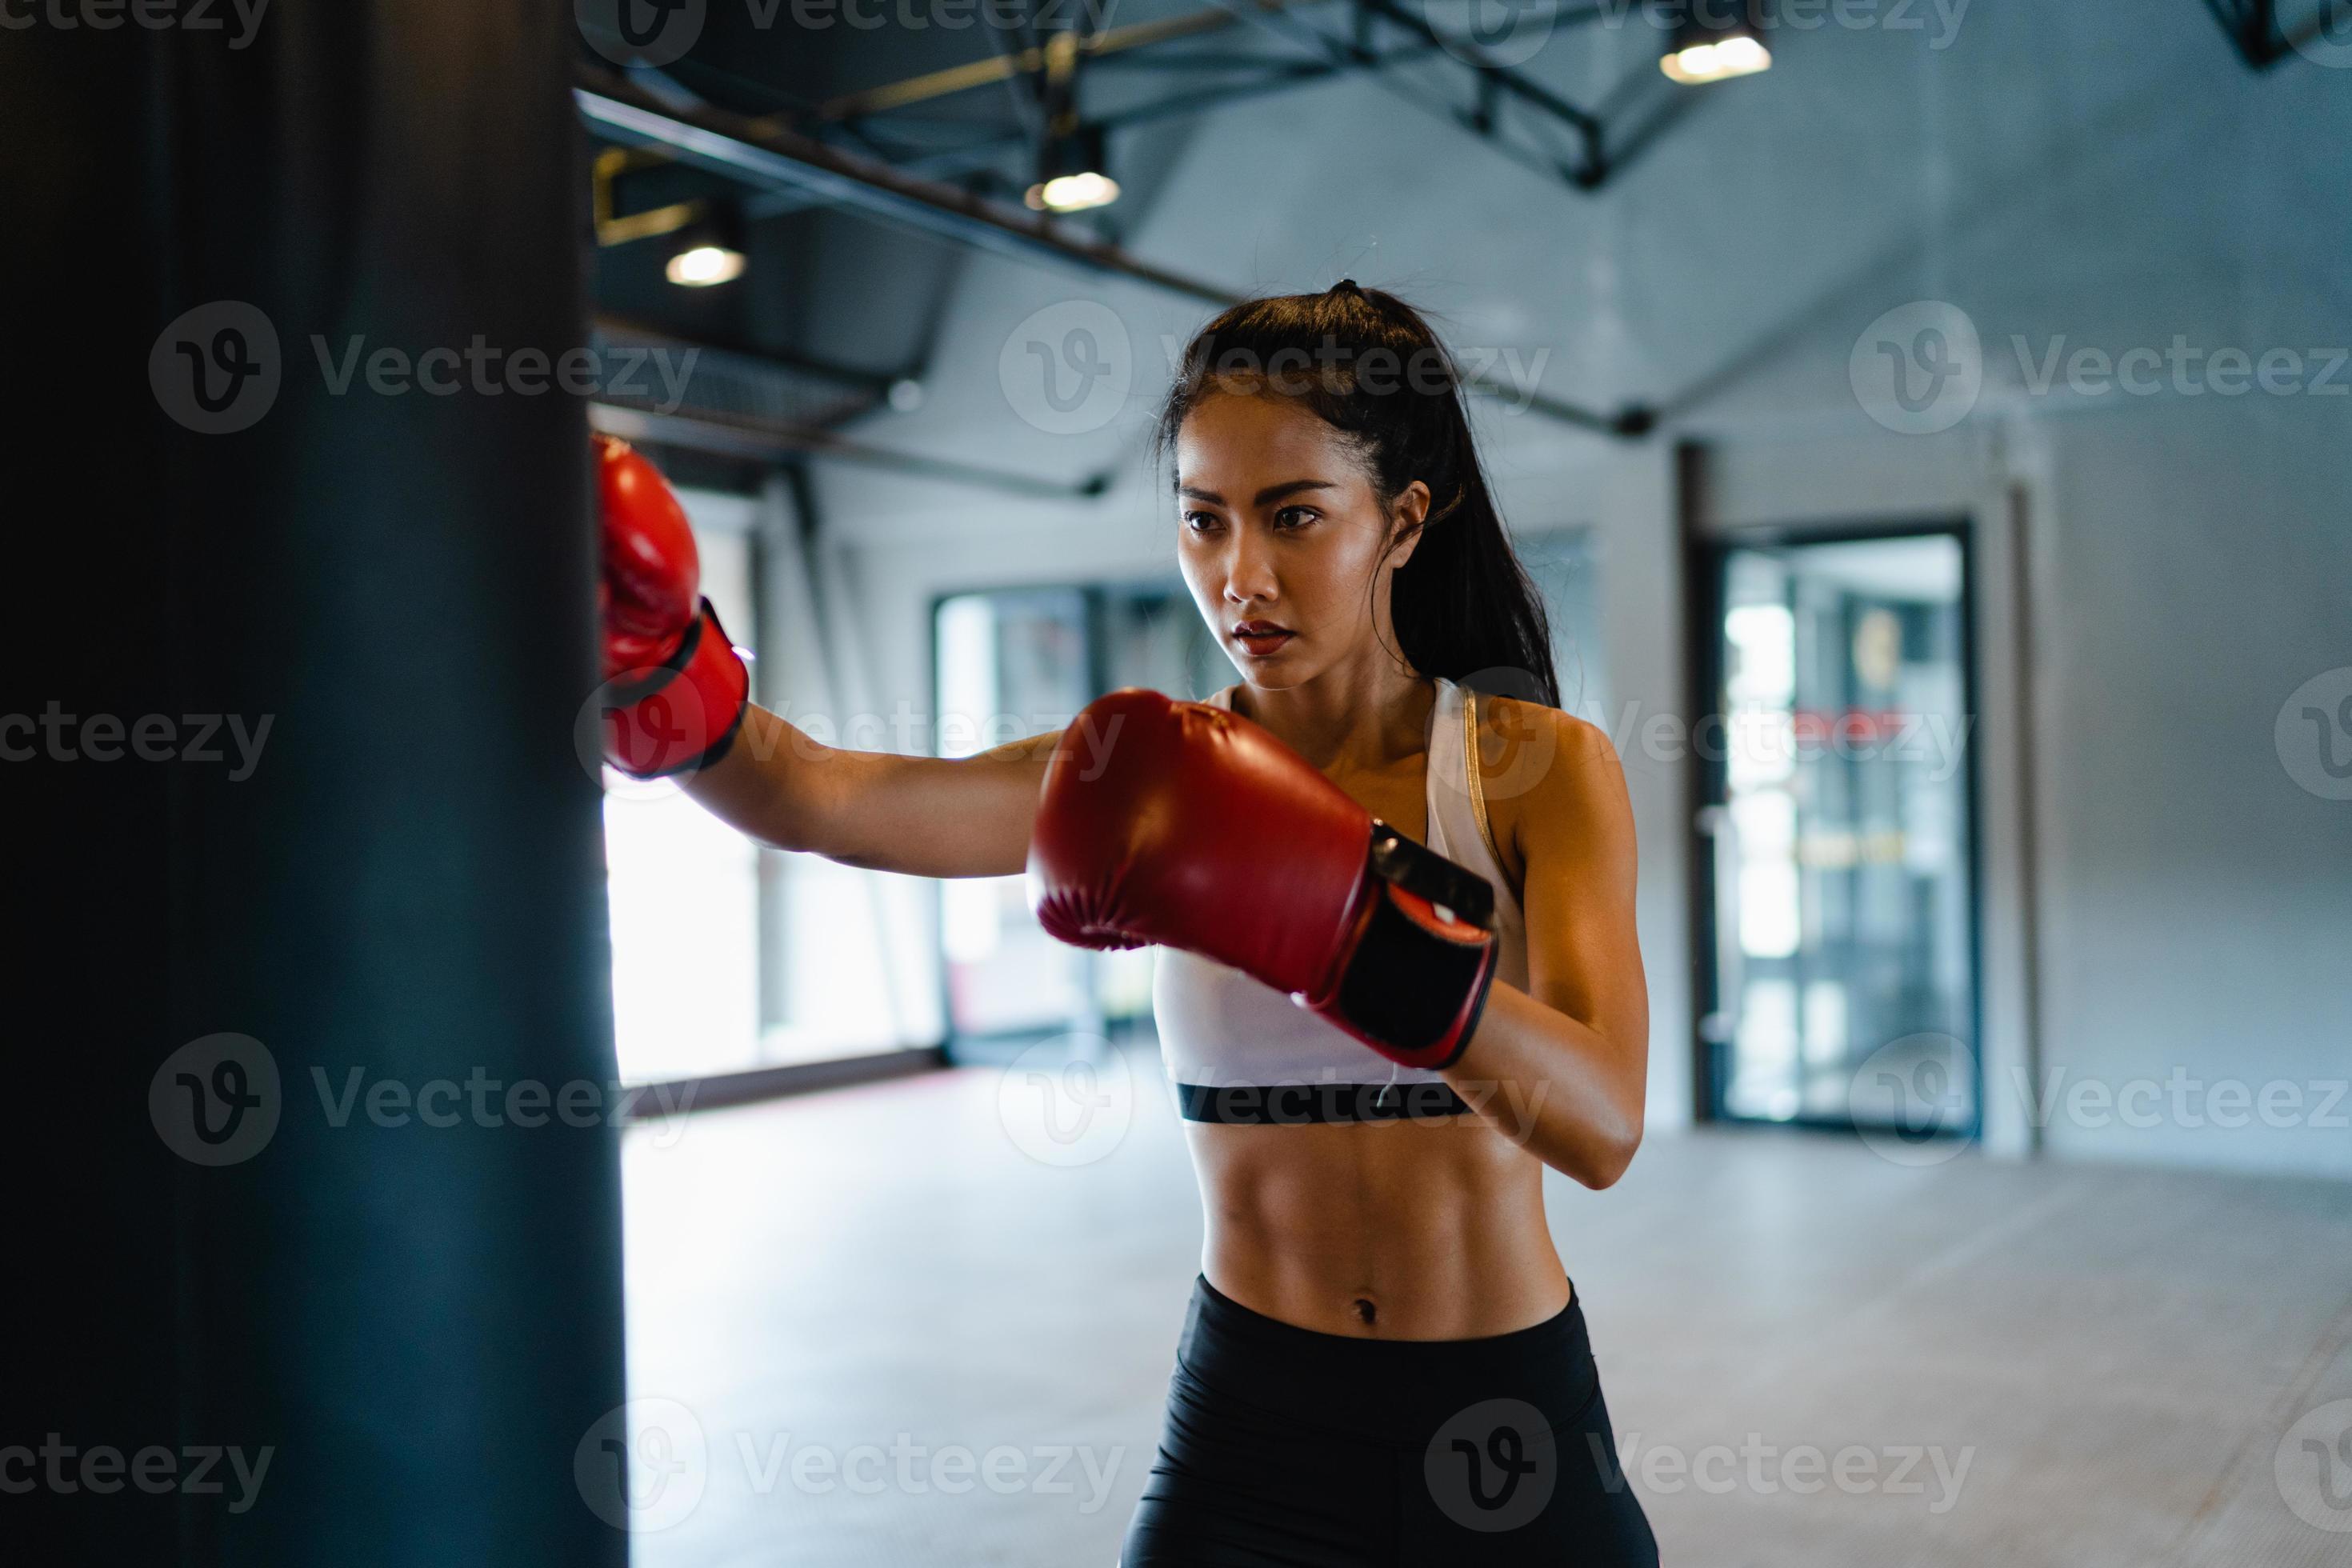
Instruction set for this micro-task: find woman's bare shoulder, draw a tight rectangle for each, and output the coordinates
[1478,693,1614,756]
[1473,694,1626,886]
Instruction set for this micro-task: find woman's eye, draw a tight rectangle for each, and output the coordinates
[1274,507,1318,530]
[1182,511,1219,532]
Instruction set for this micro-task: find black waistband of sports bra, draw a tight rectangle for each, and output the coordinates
[1175,1275,1597,1440]
[1176,1079,1476,1124]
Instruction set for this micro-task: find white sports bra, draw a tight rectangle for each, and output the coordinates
[1150,678,1530,1121]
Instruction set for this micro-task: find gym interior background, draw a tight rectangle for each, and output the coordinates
[15,0,2352,1562]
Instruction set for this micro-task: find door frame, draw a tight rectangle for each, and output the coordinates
[1684,515,1987,1139]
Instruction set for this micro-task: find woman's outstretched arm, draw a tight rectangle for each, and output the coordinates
[594,431,1087,881]
[684,706,1074,879]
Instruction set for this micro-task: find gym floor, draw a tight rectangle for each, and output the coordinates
[622,1050,2352,1567]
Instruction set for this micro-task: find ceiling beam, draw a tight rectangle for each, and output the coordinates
[576,65,1646,438]
[579,64,1233,305]
[810,1,1287,122]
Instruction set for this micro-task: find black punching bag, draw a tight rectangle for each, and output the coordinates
[5,3,629,1562]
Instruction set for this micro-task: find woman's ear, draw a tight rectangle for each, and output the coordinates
[1385,480,1433,570]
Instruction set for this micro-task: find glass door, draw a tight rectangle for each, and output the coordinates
[933,587,1096,1044]
[929,579,1224,1048]
[1696,528,1980,1138]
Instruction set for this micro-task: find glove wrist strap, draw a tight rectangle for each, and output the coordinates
[602,600,750,778]
[1313,822,1500,1071]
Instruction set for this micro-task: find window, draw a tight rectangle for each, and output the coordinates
[604,521,762,1083]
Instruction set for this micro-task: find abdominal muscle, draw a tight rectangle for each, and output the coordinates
[1184,1114,1572,1341]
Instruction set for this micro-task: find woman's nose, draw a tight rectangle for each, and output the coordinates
[1220,532,1278,606]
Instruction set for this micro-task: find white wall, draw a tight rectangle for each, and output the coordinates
[2029,398,2352,1178]
[761,0,2350,1175]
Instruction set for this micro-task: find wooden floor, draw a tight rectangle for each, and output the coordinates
[621,1049,2352,1566]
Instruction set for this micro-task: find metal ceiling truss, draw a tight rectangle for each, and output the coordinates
[800,0,1684,193]
[578,0,1686,478]
[578,65,1649,438]
[582,66,1237,302]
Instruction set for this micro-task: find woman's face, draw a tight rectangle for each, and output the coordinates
[1174,391,1427,688]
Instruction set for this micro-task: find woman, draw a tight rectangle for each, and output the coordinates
[594,281,1658,1564]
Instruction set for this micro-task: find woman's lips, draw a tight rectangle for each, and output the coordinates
[1233,628,1294,658]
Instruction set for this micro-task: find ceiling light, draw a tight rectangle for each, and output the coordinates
[1662,20,1773,84]
[665,207,746,288]
[1026,123,1118,214]
[666,243,744,287]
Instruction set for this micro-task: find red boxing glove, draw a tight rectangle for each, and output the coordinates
[1027,689,1498,1070]
[594,431,749,778]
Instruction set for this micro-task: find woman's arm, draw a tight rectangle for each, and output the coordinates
[683,703,1074,879]
[1443,709,1650,1189]
[591,434,1069,880]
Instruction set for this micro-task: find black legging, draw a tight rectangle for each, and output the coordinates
[1121,1277,1660,1566]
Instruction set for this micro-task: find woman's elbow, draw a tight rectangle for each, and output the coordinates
[1562,1105,1644,1190]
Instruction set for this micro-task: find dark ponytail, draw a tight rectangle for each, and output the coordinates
[1152,282,1559,710]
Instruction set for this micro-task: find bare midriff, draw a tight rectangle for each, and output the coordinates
[1184,1114,1572,1341]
